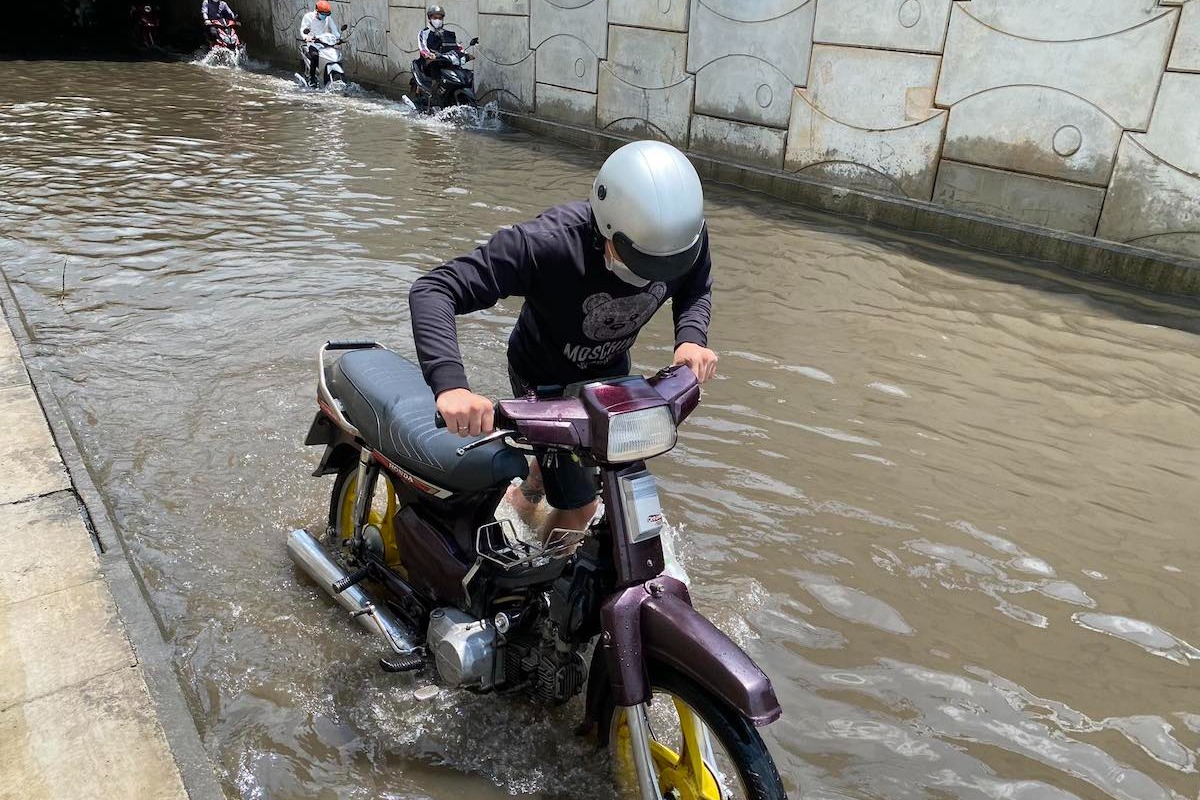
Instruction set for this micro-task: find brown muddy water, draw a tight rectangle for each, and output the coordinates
[2,58,1200,800]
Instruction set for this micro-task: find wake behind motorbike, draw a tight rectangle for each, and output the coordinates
[295,25,350,90]
[405,34,481,112]
[289,341,787,799]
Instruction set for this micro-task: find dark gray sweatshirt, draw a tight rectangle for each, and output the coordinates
[408,201,712,396]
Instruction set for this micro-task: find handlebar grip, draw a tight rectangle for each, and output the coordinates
[434,411,447,429]
[326,340,376,350]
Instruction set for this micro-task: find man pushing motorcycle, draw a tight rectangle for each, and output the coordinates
[408,140,719,537]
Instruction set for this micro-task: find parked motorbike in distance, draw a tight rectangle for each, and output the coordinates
[289,341,787,799]
[405,35,480,112]
[206,18,244,58]
[294,24,350,90]
[131,3,161,50]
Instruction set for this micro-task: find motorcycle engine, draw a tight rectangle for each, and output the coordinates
[503,639,587,705]
[427,607,497,689]
[425,596,588,703]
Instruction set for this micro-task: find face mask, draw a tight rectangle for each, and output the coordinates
[430,18,444,29]
[605,253,650,288]
[317,11,328,18]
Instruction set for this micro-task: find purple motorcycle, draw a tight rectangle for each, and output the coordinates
[290,340,785,799]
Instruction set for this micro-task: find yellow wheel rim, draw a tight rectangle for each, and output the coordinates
[336,470,403,570]
[612,697,723,800]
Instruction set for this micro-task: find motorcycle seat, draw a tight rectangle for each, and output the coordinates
[329,348,528,494]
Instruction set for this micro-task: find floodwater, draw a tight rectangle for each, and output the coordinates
[2,57,1200,800]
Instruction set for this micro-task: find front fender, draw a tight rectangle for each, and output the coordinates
[595,577,781,726]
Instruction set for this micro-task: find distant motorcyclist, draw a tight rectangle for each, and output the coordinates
[201,0,236,43]
[416,4,472,80]
[300,0,339,87]
[130,2,160,48]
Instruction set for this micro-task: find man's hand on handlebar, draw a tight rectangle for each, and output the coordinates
[673,342,718,383]
[437,388,495,437]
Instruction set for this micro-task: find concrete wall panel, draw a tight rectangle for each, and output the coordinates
[934,161,1106,236]
[962,0,1170,40]
[693,56,795,128]
[437,0,481,43]
[696,0,811,22]
[806,45,941,130]
[597,71,694,145]
[937,5,1176,130]
[605,26,688,88]
[785,91,946,199]
[479,0,529,14]
[1097,135,1200,257]
[272,0,306,49]
[943,86,1125,186]
[530,0,608,55]
[349,0,388,58]
[1168,1,1200,73]
[536,82,598,126]
[687,0,814,127]
[478,12,531,65]
[609,0,688,32]
[535,35,600,92]
[1127,72,1200,176]
[476,57,535,109]
[687,0,815,86]
[813,0,953,54]
[476,13,535,109]
[351,51,389,82]
[690,114,786,169]
[386,5,426,85]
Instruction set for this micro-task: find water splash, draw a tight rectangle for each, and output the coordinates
[193,46,250,70]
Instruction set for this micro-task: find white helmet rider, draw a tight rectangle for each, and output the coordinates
[427,4,445,28]
[589,140,705,286]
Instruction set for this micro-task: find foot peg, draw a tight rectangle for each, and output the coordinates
[332,564,371,594]
[380,652,425,673]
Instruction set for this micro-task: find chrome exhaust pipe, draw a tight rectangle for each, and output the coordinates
[287,529,422,655]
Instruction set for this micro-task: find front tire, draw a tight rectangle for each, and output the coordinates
[602,664,786,800]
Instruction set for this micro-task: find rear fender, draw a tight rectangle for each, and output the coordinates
[592,577,781,728]
[305,412,360,477]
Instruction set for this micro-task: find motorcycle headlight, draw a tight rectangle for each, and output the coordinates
[605,406,676,462]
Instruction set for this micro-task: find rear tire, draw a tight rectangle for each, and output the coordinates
[327,465,402,568]
[601,664,786,800]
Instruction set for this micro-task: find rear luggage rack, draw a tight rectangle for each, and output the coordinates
[317,340,385,437]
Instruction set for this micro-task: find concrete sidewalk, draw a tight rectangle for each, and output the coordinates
[0,305,220,799]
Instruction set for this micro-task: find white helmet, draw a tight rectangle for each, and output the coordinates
[590,140,705,282]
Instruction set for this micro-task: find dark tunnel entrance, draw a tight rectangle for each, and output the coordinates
[20,0,202,55]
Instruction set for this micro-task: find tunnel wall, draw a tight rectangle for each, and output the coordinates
[230,0,1200,271]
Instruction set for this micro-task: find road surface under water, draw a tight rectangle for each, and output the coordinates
[2,57,1200,800]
